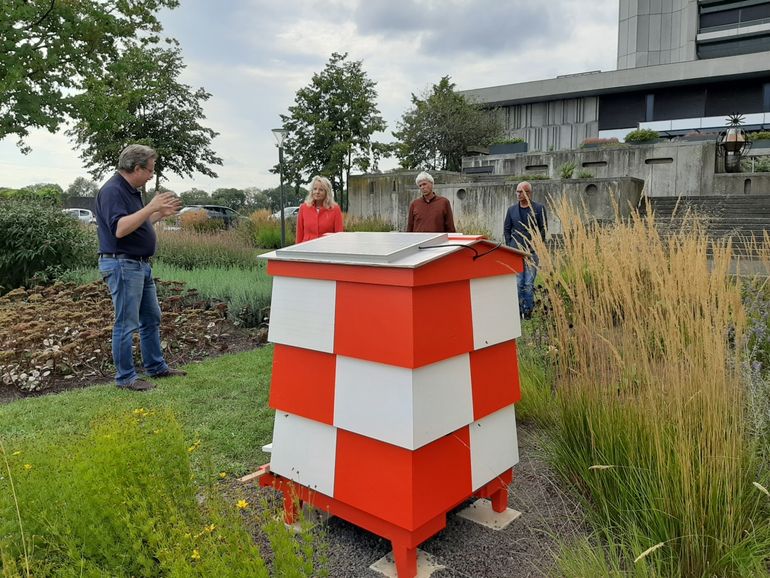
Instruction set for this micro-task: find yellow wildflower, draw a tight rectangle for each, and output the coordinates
[218,472,227,479]
[23,464,32,471]
[191,549,201,561]
[236,499,249,510]
[205,523,216,533]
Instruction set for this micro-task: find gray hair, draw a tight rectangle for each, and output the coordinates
[415,171,434,185]
[118,144,157,172]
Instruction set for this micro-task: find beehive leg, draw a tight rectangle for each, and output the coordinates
[490,485,508,513]
[391,540,417,578]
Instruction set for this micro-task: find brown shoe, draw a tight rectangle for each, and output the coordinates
[118,379,155,391]
[151,368,187,378]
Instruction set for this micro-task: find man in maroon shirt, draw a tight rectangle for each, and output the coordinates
[406,172,456,233]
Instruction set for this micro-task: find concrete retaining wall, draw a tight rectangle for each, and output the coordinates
[462,141,718,197]
[348,176,644,242]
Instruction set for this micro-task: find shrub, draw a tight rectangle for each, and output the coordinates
[0,201,97,293]
[624,128,659,143]
[239,210,295,249]
[454,215,491,237]
[0,410,320,576]
[491,137,526,144]
[576,170,594,179]
[748,131,770,141]
[155,229,260,269]
[580,137,619,147]
[558,162,577,179]
[344,214,394,232]
[180,208,226,233]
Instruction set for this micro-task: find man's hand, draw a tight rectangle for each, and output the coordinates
[148,192,182,219]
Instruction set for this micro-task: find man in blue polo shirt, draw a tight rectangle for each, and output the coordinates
[96,144,186,391]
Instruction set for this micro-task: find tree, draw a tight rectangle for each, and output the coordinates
[180,188,210,206]
[393,76,502,172]
[210,188,247,211]
[65,177,99,198]
[279,52,389,211]
[67,44,222,191]
[264,185,306,212]
[0,0,178,151]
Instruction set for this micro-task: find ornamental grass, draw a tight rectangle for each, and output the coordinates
[528,198,770,576]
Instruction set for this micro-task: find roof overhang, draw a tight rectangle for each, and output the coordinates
[461,51,770,107]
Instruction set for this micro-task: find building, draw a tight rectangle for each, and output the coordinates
[461,0,770,151]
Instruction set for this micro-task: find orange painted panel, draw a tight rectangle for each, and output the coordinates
[334,282,416,367]
[412,281,474,368]
[469,340,521,420]
[270,344,336,424]
[412,427,472,526]
[334,429,414,529]
[268,260,414,286]
[414,246,524,286]
[334,427,473,531]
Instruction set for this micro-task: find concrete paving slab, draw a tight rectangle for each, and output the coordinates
[455,498,522,530]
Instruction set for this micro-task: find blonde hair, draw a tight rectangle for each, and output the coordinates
[304,175,336,209]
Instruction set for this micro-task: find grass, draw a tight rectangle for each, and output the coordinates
[0,345,329,576]
[0,345,276,476]
[524,200,770,575]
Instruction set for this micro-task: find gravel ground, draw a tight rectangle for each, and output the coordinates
[243,423,587,578]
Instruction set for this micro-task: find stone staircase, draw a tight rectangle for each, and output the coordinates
[645,195,770,254]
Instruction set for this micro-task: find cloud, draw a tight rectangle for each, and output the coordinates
[1,0,619,192]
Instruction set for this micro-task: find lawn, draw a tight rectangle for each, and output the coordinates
[0,345,276,477]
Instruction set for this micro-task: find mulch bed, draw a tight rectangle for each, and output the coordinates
[0,279,265,404]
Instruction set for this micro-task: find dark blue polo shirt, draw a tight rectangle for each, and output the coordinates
[95,172,156,256]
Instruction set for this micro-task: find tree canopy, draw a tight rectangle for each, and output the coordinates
[393,76,502,172]
[67,44,222,190]
[65,177,99,198]
[278,52,389,211]
[1,0,178,151]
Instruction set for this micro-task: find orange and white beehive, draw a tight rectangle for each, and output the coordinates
[258,232,524,578]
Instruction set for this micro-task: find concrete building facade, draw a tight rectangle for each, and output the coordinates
[462,0,770,152]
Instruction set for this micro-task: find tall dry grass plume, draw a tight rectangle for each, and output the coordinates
[530,196,770,575]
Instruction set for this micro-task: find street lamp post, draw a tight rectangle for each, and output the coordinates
[272,128,289,247]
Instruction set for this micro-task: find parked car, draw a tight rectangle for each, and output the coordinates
[62,208,96,225]
[179,205,245,228]
[270,206,300,221]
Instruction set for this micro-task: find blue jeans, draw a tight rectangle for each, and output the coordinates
[99,257,168,385]
[518,253,539,317]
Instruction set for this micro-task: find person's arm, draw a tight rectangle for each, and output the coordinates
[444,199,456,233]
[406,202,415,232]
[115,192,180,238]
[537,204,547,242]
[295,205,305,243]
[503,208,512,246]
[333,206,344,232]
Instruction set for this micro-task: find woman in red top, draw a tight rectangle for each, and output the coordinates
[295,175,344,243]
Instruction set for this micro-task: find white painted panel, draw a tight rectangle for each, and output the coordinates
[334,356,414,449]
[268,276,336,353]
[469,404,519,491]
[470,275,521,350]
[270,411,337,497]
[412,354,474,449]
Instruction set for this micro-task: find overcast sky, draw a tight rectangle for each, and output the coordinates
[0,0,619,193]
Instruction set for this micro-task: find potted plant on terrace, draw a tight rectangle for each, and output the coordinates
[489,137,528,155]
